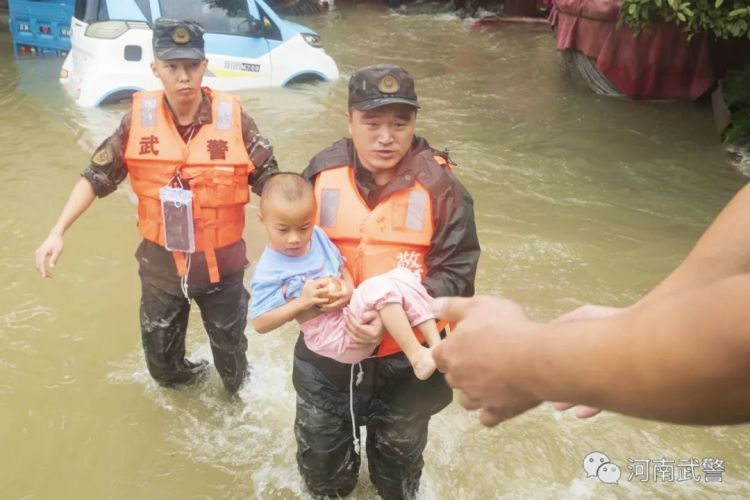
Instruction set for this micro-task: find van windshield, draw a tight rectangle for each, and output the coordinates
[159,0,254,36]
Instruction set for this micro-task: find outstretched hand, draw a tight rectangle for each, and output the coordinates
[548,303,627,419]
[431,295,542,426]
[35,232,64,279]
[550,401,602,419]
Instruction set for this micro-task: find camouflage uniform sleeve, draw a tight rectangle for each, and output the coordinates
[241,110,279,196]
[81,111,131,198]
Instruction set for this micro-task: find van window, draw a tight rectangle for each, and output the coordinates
[77,0,151,22]
[256,4,281,41]
[159,0,255,36]
[135,0,152,22]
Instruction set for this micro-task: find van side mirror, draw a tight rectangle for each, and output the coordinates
[241,17,264,37]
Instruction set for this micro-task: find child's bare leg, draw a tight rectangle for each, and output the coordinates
[379,303,436,380]
[415,318,441,347]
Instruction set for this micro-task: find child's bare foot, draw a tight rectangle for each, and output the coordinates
[411,346,437,381]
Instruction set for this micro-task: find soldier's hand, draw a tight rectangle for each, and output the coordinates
[345,309,384,346]
[35,232,64,279]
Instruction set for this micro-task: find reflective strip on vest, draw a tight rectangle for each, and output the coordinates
[406,190,427,231]
[141,98,157,127]
[216,100,233,130]
[320,188,340,227]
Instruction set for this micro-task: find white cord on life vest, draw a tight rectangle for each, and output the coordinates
[349,361,364,455]
[180,252,192,300]
[172,124,196,302]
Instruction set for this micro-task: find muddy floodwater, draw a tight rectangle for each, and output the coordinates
[1,4,749,498]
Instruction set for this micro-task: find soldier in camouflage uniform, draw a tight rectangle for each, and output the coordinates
[35,19,278,394]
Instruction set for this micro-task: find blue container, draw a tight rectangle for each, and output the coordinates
[9,0,75,57]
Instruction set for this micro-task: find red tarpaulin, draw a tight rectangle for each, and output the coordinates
[549,0,718,100]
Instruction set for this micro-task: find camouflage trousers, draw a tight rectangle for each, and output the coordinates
[139,270,249,393]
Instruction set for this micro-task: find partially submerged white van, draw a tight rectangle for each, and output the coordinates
[60,0,339,106]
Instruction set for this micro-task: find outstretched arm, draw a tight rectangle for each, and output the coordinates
[35,113,130,279]
[34,178,97,278]
[433,275,750,426]
[550,183,750,417]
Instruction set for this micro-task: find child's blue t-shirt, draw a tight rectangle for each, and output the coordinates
[250,226,343,319]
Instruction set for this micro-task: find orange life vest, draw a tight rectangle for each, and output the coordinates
[314,159,448,357]
[124,89,253,283]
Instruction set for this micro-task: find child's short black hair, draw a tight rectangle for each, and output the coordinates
[260,172,314,212]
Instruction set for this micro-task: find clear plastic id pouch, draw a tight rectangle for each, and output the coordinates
[159,183,195,253]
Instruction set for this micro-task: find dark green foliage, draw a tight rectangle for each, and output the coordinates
[723,64,750,144]
[619,0,750,40]
[619,1,749,147]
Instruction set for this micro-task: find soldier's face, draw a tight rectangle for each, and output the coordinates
[347,104,416,180]
[151,58,208,104]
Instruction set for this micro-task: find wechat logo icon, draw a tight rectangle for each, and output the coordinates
[583,451,621,485]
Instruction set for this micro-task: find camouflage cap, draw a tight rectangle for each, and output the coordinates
[348,64,420,111]
[152,18,205,61]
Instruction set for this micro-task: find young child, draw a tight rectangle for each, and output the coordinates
[251,173,441,380]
